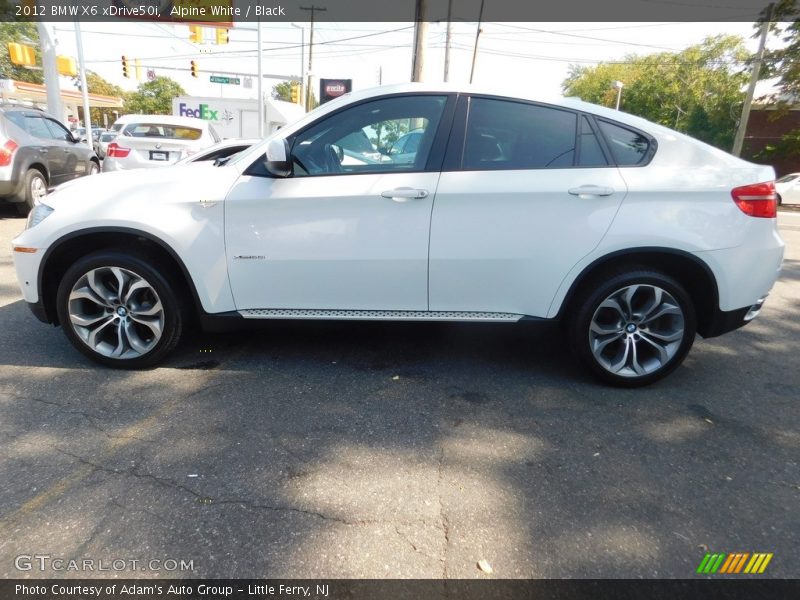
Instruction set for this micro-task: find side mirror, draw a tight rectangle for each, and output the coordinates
[264,138,291,178]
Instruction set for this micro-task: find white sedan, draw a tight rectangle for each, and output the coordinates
[102,115,221,172]
[775,172,800,205]
[12,83,784,386]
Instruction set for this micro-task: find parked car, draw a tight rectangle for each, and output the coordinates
[383,128,425,165]
[11,84,784,386]
[774,172,800,205]
[0,105,100,215]
[95,131,118,160]
[174,138,260,165]
[103,115,220,172]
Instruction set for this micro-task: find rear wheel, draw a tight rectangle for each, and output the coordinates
[88,160,100,175]
[777,194,783,206]
[16,169,47,215]
[56,250,184,368]
[569,269,696,387]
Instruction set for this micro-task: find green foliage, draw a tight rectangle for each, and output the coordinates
[562,35,749,150]
[84,71,124,127]
[0,21,43,84]
[124,76,185,115]
[271,79,301,102]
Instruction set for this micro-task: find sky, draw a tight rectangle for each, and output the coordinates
[45,20,764,103]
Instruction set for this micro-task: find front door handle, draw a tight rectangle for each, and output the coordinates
[568,185,615,197]
[381,187,429,202]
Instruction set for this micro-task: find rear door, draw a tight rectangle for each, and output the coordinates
[44,117,89,182]
[429,95,628,318]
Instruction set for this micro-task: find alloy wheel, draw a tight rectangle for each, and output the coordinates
[67,266,165,359]
[588,284,685,378]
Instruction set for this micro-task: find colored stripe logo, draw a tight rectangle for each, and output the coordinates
[696,552,773,574]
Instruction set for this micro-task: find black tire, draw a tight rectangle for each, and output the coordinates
[88,160,100,175]
[16,169,47,215]
[56,250,184,369]
[777,194,782,206]
[568,269,696,387]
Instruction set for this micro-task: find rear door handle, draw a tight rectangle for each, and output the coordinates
[381,187,429,202]
[568,185,615,197]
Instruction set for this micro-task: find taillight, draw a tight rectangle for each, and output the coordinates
[731,181,777,218]
[0,139,19,166]
[107,142,130,158]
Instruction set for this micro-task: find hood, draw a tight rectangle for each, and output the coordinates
[43,163,237,214]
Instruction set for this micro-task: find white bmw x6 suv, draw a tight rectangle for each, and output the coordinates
[12,84,784,386]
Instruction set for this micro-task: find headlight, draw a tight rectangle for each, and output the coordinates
[26,203,54,229]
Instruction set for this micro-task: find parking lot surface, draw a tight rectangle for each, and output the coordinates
[0,205,797,578]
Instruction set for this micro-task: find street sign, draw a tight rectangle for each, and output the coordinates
[210,75,241,85]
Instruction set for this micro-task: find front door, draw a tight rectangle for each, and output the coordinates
[225,94,453,312]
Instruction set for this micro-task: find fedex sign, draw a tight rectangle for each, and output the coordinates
[178,103,218,121]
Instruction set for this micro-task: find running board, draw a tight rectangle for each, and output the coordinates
[238,309,523,322]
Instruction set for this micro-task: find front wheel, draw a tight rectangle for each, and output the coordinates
[56,251,184,368]
[569,270,696,387]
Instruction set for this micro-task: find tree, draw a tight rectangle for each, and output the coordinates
[271,79,301,102]
[0,21,44,84]
[751,1,800,161]
[271,79,318,109]
[563,35,749,150]
[82,71,125,127]
[124,76,185,115]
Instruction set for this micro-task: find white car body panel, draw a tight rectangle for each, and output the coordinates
[430,167,627,316]
[225,172,440,311]
[12,165,239,312]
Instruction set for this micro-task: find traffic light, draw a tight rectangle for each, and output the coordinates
[290,83,300,104]
[216,28,229,45]
[56,55,77,77]
[121,55,129,78]
[8,43,36,67]
[190,60,198,78]
[189,25,203,43]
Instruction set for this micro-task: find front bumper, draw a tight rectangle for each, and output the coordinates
[26,299,52,324]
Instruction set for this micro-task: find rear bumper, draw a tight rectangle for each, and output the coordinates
[700,296,767,339]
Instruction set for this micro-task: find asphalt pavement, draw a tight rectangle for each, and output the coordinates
[0,204,797,579]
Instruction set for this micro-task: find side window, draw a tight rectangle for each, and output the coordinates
[577,116,608,167]
[25,116,58,140]
[44,118,73,142]
[597,120,651,166]
[463,98,577,170]
[290,95,447,177]
[4,111,27,130]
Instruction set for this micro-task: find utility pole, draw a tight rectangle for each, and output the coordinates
[443,0,452,82]
[257,20,263,136]
[732,2,774,157]
[36,23,62,121]
[469,0,485,84]
[300,5,326,111]
[290,23,305,108]
[74,21,91,145]
[411,0,427,82]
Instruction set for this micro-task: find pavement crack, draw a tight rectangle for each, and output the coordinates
[436,444,451,579]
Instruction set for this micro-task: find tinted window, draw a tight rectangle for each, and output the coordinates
[4,111,27,130]
[291,95,447,176]
[598,120,650,166]
[577,116,607,167]
[463,98,577,170]
[123,124,202,140]
[25,116,57,139]
[44,118,73,141]
[776,174,798,183]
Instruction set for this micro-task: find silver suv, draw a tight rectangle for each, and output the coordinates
[0,105,100,215]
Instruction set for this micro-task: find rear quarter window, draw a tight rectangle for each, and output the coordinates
[597,120,652,166]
